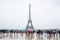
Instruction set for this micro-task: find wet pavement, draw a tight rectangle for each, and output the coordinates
[0,33,60,40]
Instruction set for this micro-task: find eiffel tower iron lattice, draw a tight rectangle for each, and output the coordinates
[25,4,34,31]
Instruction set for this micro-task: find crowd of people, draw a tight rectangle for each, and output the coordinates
[0,29,60,40]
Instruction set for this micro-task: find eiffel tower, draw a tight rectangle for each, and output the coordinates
[25,4,34,31]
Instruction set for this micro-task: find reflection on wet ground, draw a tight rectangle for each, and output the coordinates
[0,33,60,40]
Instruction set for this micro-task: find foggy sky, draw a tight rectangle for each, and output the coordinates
[0,0,60,30]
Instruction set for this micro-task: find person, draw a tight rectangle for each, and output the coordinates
[20,31,24,37]
[25,30,34,40]
[36,30,41,40]
[58,31,60,37]
[10,30,13,38]
[0,30,2,39]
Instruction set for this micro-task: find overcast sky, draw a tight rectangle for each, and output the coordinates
[0,0,60,30]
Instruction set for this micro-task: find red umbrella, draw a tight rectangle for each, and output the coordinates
[27,30,33,34]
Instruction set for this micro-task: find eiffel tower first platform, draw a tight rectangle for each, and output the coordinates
[25,4,34,31]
